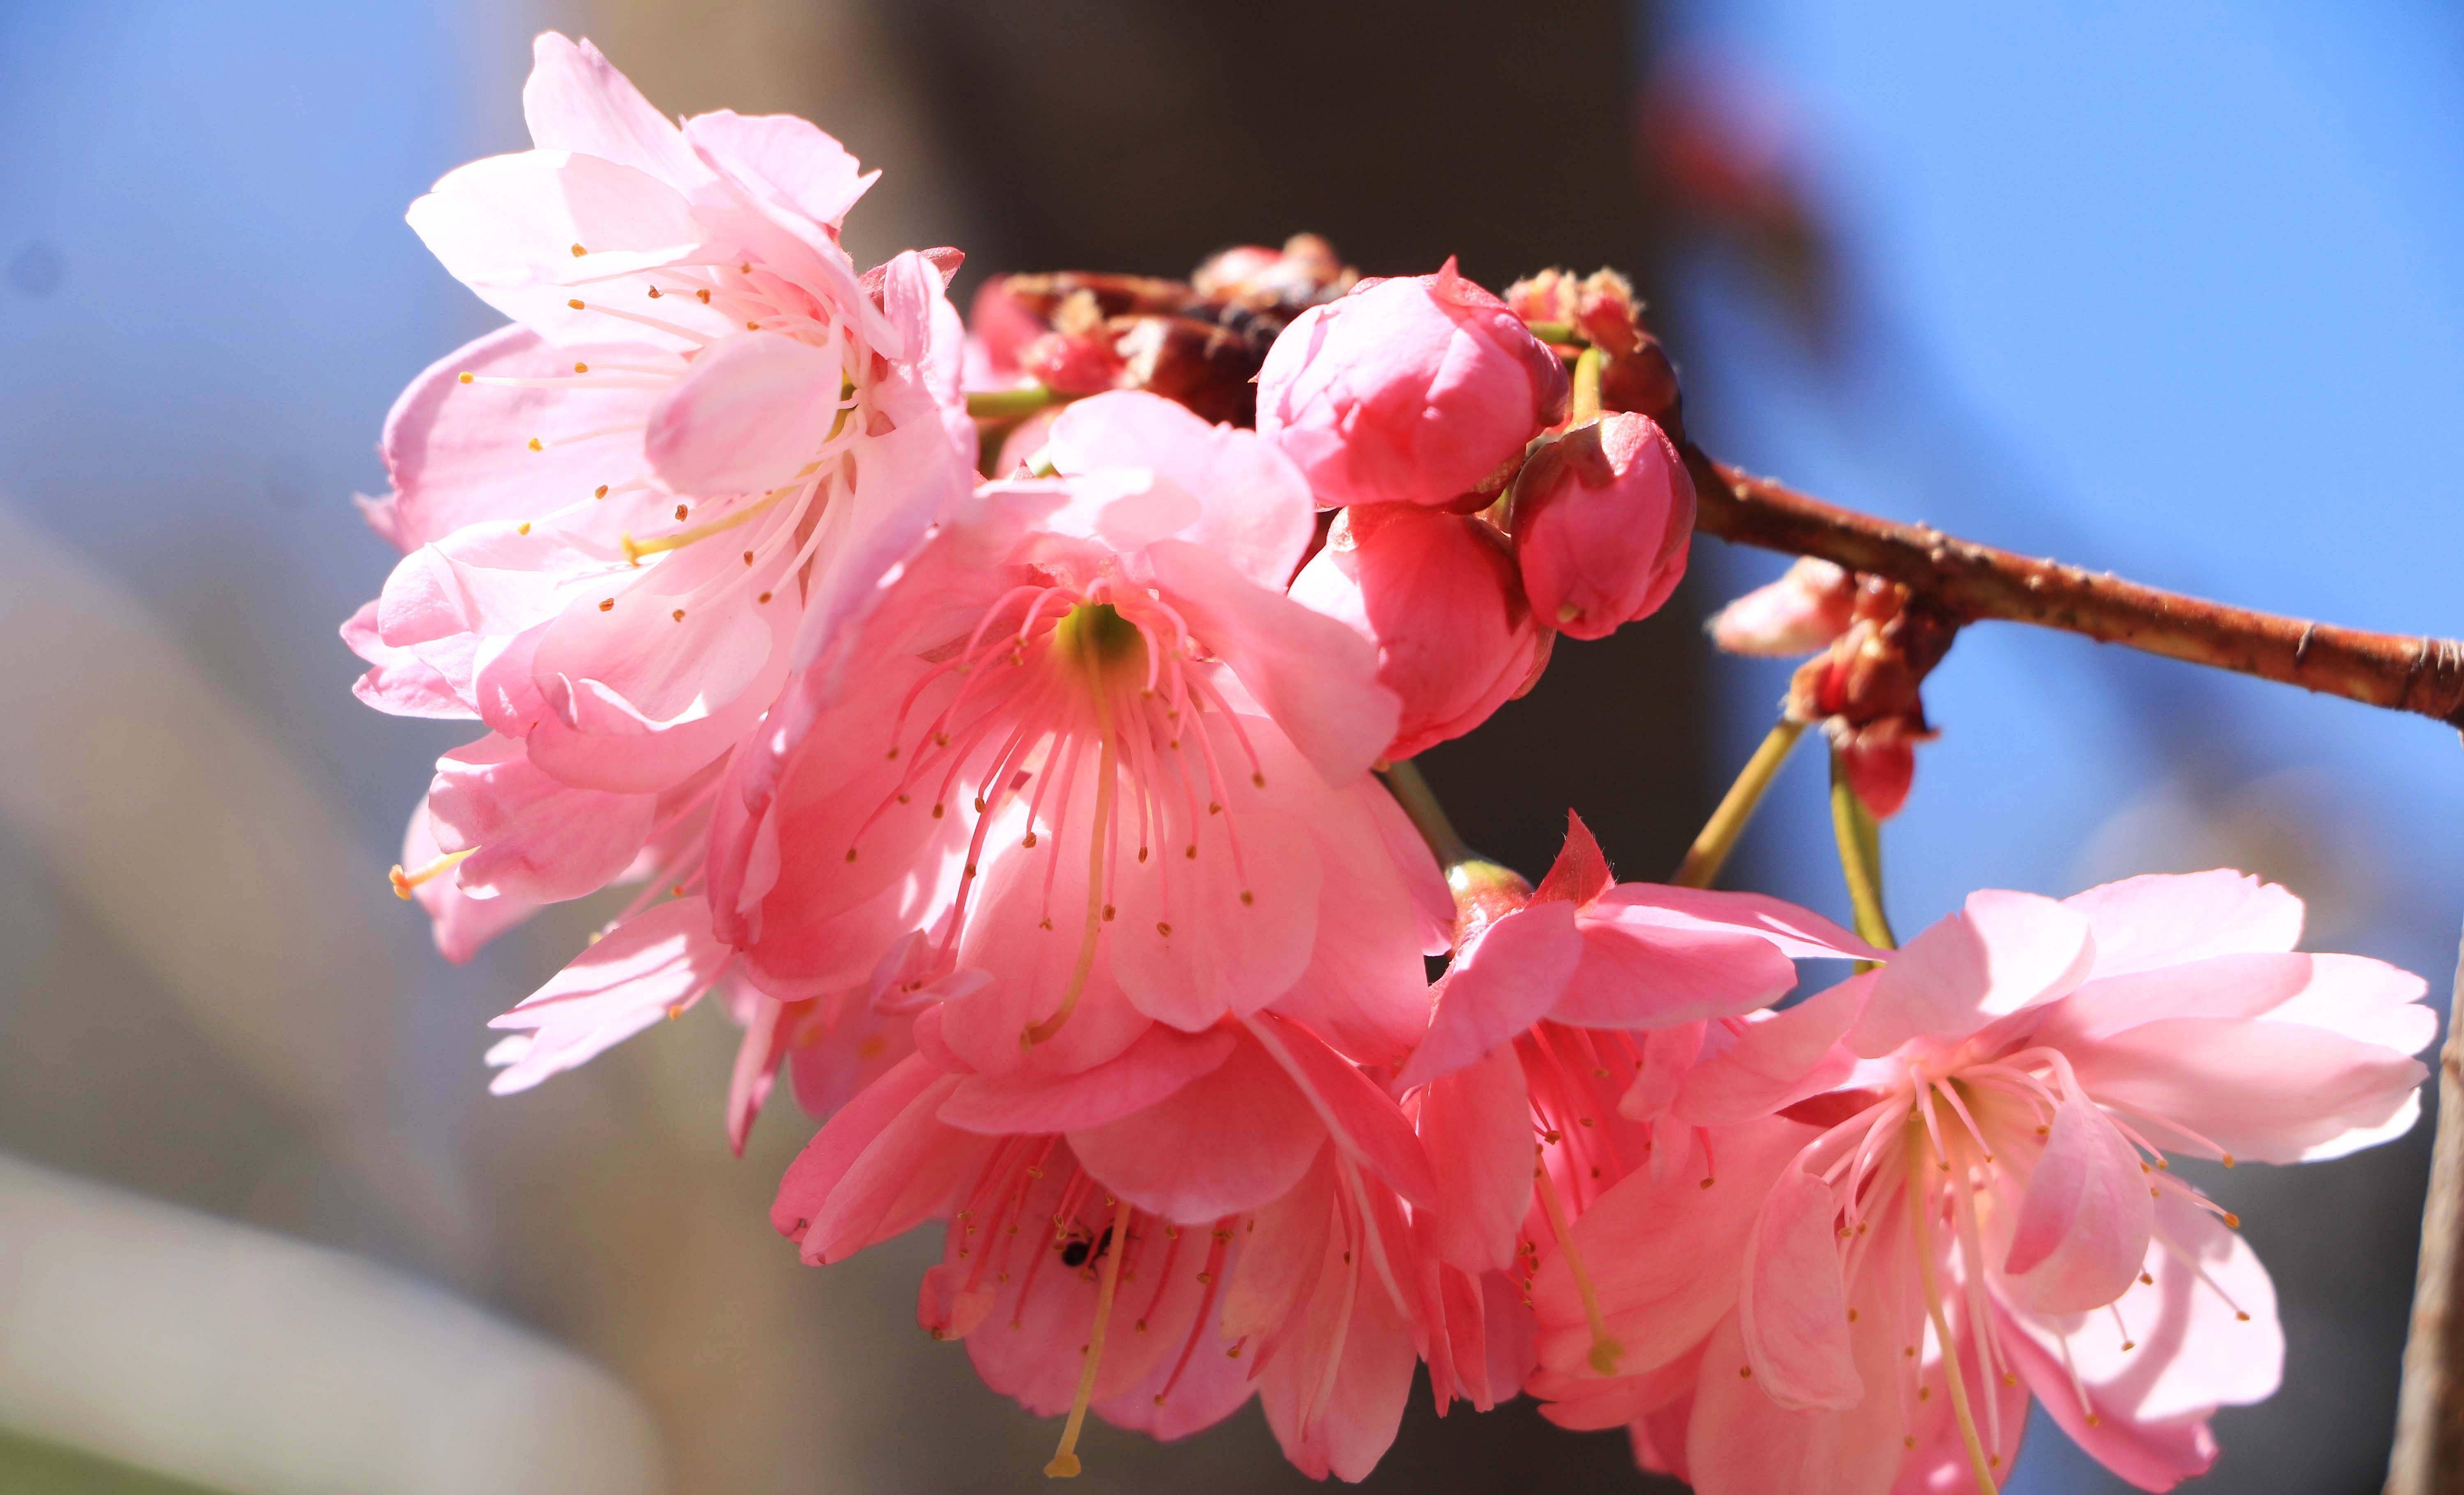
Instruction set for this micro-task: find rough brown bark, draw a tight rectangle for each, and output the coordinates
[1685,446,2464,731]
[2390,929,2464,1495]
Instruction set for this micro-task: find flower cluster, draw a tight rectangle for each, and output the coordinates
[347,38,2434,1491]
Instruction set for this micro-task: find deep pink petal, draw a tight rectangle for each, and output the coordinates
[770,1051,945,1247]
[1395,900,1584,1090]
[1416,1045,1533,1274]
[1250,1013,1438,1208]
[1737,1164,1860,1410]
[1110,801,1322,1030]
[1671,972,1874,1127]
[1269,779,1444,1067]
[1068,1030,1326,1219]
[937,1023,1235,1134]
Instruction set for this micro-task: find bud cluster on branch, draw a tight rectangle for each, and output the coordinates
[340,35,2453,1493]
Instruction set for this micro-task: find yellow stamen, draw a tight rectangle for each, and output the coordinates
[388,846,474,899]
[621,485,793,565]
[1534,1159,1622,1375]
[1907,1131,1998,1495]
[1045,1196,1133,1478]
[1024,688,1117,1047]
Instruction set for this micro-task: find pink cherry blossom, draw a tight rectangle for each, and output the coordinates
[1257,260,1568,510]
[1527,870,2432,1494]
[772,1011,1435,1480]
[1288,503,1551,761]
[1511,413,1696,640]
[1706,555,1855,656]
[698,391,1435,1113]
[1394,817,1870,1414]
[350,32,974,963]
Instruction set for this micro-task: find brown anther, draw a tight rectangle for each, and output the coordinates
[1156,922,1172,936]
[527,437,542,451]
[1103,906,1115,921]
[672,609,686,622]
[1239,890,1254,906]
[597,598,614,612]
[742,550,755,565]
[696,288,711,304]
[456,371,473,384]
[570,243,586,257]
[594,484,609,498]
[647,287,661,298]
[673,504,688,521]
[845,849,858,863]
[567,298,585,310]
[757,591,773,603]
[517,522,531,536]
[573,362,588,373]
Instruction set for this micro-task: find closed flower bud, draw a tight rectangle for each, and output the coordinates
[1258,258,1569,509]
[1512,413,1695,640]
[1705,555,1856,656]
[1290,503,1551,761]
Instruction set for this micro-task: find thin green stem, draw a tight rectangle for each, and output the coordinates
[1376,758,1475,869]
[1670,718,1807,890]
[965,383,1059,421]
[1570,346,1603,425]
[1829,746,1896,961]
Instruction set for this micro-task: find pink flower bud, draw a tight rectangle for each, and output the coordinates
[1289,503,1551,761]
[1511,414,1695,640]
[1257,258,1570,509]
[1831,717,1919,819]
[1705,556,1856,656]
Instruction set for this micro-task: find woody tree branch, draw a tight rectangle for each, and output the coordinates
[1681,445,2464,731]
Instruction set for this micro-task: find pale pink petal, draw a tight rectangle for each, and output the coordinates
[1737,1163,1860,1410]
[797,1072,984,1264]
[1416,1044,1532,1274]
[2000,1089,2155,1313]
[2064,1015,2429,1164]
[400,795,536,962]
[1145,539,1400,784]
[1395,900,1584,1090]
[1048,391,1318,588]
[407,150,706,329]
[1999,1309,2217,1490]
[2263,953,2437,1055]
[1671,973,1875,1127]
[1554,912,1802,1030]
[485,899,731,1092]
[682,109,875,228]
[376,325,664,553]
[521,34,713,189]
[642,330,847,497]
[427,733,657,903]
[1850,890,2096,1058]
[1067,1030,1326,1220]
[1585,883,1881,963]
[937,1023,1235,1134]
[2065,869,2303,976]
[2025,953,2316,1049]
[342,599,471,718]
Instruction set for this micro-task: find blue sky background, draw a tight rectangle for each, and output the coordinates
[1671,3,2464,1490]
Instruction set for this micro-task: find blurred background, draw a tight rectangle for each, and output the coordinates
[1,0,2458,1490]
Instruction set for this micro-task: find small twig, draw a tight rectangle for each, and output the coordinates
[2388,926,2464,1495]
[1827,746,1895,964]
[1683,444,2464,731]
[1670,718,1806,890]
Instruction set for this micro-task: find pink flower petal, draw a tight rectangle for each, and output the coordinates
[522,34,715,190]
[1671,972,1874,1127]
[682,108,875,228]
[1395,900,1584,1090]
[426,732,656,904]
[1109,803,1323,1031]
[485,899,731,1092]
[1048,391,1318,588]
[1850,889,2095,1057]
[1736,1163,1861,1410]
[2000,1089,2155,1313]
[937,1023,1236,1134]
[2064,869,2303,976]
[1415,1044,1533,1274]
[1067,1030,1327,1220]
[2064,1014,2429,1164]
[643,330,848,497]
[1249,1013,1438,1209]
[1145,539,1400,785]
